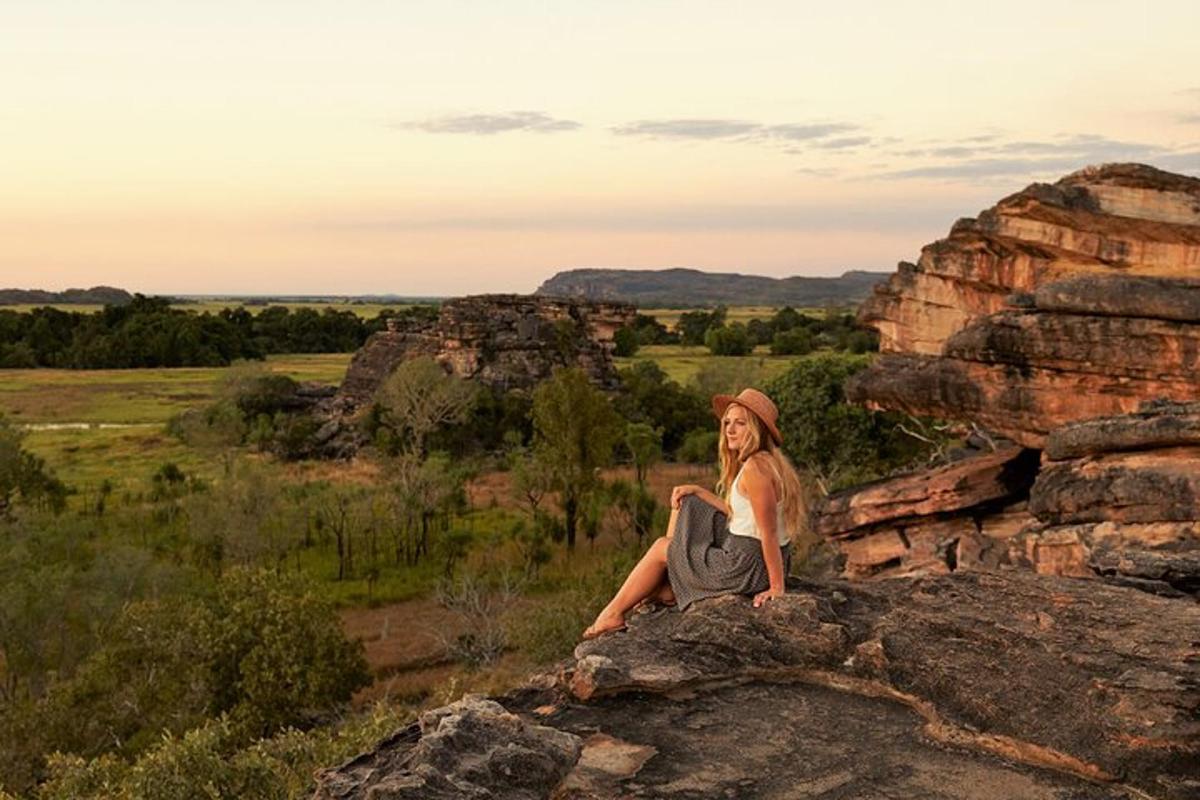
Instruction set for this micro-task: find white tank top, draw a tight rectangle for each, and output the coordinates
[728,463,790,546]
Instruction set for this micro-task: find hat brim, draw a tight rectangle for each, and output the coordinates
[712,394,783,446]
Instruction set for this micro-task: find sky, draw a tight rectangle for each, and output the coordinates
[3,0,1198,297]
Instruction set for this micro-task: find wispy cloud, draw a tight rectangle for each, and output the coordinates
[611,117,864,150]
[401,111,581,135]
[814,136,872,150]
[610,119,761,140]
[879,134,1191,180]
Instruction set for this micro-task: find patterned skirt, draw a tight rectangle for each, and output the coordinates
[666,494,791,612]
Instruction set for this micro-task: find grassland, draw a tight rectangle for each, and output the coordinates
[2,354,352,497]
[615,344,801,386]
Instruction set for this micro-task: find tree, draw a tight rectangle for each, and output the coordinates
[704,323,753,356]
[624,422,662,487]
[614,361,709,457]
[0,414,67,517]
[770,327,814,355]
[612,326,639,357]
[531,368,622,549]
[374,357,478,457]
[765,354,934,493]
[676,306,726,346]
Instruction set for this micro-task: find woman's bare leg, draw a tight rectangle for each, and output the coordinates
[665,505,680,539]
[584,536,670,637]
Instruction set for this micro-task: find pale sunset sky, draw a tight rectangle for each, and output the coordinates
[3,1,1198,297]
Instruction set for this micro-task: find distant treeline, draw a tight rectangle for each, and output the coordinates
[0,285,133,306]
[0,295,438,369]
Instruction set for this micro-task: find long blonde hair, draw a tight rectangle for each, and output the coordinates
[716,403,808,539]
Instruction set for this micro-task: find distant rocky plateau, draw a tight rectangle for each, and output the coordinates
[536,268,889,307]
[315,164,1200,799]
[0,285,132,306]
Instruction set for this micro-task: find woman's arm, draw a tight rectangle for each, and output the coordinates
[670,484,730,516]
[739,457,786,606]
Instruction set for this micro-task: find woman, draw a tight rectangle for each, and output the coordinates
[583,387,806,639]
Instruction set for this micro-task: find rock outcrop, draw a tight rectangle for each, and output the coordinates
[820,164,1200,591]
[849,164,1200,448]
[313,696,580,800]
[336,294,635,412]
[315,573,1200,799]
[314,294,635,455]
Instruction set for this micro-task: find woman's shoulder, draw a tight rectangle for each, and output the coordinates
[737,452,776,491]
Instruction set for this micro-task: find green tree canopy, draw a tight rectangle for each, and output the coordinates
[531,368,622,549]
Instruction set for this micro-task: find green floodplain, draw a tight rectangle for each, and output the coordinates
[0,302,938,800]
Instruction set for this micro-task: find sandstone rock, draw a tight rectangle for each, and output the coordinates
[1044,399,1200,460]
[312,695,581,800]
[845,349,1199,449]
[812,448,1038,579]
[1029,446,1200,526]
[812,447,1039,539]
[850,164,1200,448]
[566,572,1200,799]
[336,294,635,414]
[862,164,1200,357]
[1033,274,1200,322]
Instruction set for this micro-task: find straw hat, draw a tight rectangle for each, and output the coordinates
[712,387,783,446]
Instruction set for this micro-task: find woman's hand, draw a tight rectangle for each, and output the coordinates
[752,586,785,608]
[670,484,702,509]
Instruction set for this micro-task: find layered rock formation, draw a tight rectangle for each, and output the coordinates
[820,164,1200,591]
[849,164,1200,447]
[336,294,635,412]
[316,573,1200,799]
[312,294,635,455]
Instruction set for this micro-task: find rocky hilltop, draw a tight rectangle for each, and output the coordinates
[312,294,635,455]
[537,268,888,307]
[313,166,1200,799]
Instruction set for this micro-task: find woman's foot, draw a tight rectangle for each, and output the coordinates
[582,611,626,640]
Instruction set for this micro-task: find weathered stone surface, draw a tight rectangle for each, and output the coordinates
[1034,274,1200,322]
[862,164,1200,357]
[1029,446,1200,526]
[567,572,1200,799]
[851,164,1200,447]
[1045,399,1200,460]
[312,695,581,800]
[812,447,1039,539]
[1013,521,1200,594]
[545,680,1136,799]
[845,351,1198,449]
[336,294,635,413]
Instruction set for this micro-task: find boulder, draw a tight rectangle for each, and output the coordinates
[312,695,581,800]
[566,573,1200,800]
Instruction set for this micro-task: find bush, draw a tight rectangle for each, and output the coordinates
[703,323,753,356]
[677,428,719,464]
[766,354,935,492]
[770,327,813,356]
[614,362,709,458]
[613,326,639,357]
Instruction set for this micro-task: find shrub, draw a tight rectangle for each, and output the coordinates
[770,327,813,356]
[703,323,753,356]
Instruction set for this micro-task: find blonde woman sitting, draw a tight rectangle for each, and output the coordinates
[584,388,805,639]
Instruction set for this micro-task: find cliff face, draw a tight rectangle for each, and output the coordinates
[849,165,1200,446]
[821,164,1200,596]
